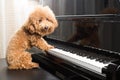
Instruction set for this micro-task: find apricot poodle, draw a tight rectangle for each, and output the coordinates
[6,6,58,69]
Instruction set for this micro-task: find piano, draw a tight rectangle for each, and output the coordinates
[32,37,120,80]
[32,0,120,80]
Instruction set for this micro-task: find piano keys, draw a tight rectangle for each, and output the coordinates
[32,38,120,80]
[48,48,111,75]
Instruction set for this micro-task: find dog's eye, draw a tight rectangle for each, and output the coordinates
[46,18,53,23]
[46,18,49,21]
[39,19,42,23]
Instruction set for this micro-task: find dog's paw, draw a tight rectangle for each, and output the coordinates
[48,45,54,49]
[46,45,54,51]
[31,62,39,68]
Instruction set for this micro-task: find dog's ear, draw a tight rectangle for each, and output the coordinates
[53,17,58,28]
[52,16,58,28]
[24,17,36,34]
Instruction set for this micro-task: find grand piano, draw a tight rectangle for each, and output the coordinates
[32,0,120,80]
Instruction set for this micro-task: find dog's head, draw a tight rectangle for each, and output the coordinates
[24,6,58,36]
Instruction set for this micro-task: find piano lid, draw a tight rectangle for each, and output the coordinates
[42,0,120,15]
[42,0,120,53]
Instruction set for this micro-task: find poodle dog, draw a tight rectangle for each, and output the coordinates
[6,6,58,69]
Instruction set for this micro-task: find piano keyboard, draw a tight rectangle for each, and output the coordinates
[48,48,112,75]
[32,38,120,80]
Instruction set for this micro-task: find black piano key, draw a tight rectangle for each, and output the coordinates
[103,60,109,64]
[53,42,117,64]
[87,56,95,60]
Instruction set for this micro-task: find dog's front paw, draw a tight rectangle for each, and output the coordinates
[46,45,54,51]
[41,44,54,51]
[47,45,54,50]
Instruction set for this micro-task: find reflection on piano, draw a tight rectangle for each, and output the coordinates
[32,37,120,80]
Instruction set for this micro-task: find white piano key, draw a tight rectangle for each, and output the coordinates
[48,48,110,75]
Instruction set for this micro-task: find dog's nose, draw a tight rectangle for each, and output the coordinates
[44,26,48,30]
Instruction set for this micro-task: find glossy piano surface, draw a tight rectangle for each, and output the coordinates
[43,0,120,54]
[47,14,120,54]
[42,0,120,15]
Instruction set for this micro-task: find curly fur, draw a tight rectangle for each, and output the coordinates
[6,6,58,69]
